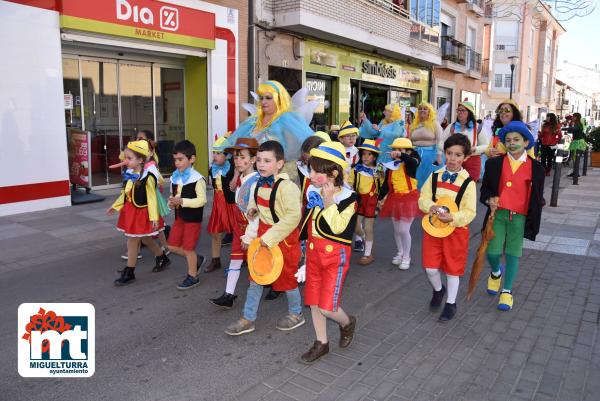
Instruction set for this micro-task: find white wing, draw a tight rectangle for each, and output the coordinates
[401,105,406,122]
[410,107,417,115]
[436,102,450,124]
[250,91,259,101]
[291,87,309,110]
[481,117,494,140]
[295,100,320,124]
[242,103,257,116]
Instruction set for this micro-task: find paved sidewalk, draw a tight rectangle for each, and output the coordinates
[235,168,600,401]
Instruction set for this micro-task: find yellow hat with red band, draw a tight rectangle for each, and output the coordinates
[127,140,149,157]
[338,120,359,137]
[310,141,348,169]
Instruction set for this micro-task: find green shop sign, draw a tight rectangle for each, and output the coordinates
[304,41,429,94]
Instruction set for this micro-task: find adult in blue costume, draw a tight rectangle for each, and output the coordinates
[358,104,406,164]
[409,102,444,190]
[226,80,313,171]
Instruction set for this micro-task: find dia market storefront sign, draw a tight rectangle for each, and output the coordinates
[60,0,216,49]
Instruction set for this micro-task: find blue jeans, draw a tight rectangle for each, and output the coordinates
[243,282,303,321]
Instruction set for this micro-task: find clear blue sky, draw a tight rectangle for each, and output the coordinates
[557,4,600,68]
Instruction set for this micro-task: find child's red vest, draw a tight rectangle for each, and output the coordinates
[498,156,532,216]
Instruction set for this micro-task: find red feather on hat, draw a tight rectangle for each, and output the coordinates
[375,138,384,147]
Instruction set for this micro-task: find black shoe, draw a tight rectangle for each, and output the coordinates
[204,257,221,273]
[210,292,238,308]
[114,267,136,286]
[264,287,281,301]
[439,302,457,322]
[429,285,446,311]
[152,253,171,272]
[221,233,233,247]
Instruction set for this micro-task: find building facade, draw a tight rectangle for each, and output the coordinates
[252,0,442,130]
[555,79,600,126]
[1,0,247,216]
[433,0,485,123]
[481,0,565,122]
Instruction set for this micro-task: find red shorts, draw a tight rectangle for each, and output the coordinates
[304,236,351,311]
[167,217,202,251]
[357,193,378,218]
[422,228,469,276]
[230,207,249,261]
[250,222,301,292]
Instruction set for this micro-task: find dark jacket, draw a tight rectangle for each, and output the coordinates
[480,154,545,241]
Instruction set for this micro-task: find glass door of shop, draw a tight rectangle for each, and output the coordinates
[62,55,185,187]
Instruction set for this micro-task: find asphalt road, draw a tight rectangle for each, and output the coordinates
[0,190,488,401]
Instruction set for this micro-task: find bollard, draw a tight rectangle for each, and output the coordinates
[582,147,589,176]
[550,144,563,207]
[573,150,581,185]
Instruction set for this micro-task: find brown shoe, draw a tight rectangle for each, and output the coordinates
[358,255,374,265]
[204,257,221,273]
[339,316,357,348]
[301,341,329,364]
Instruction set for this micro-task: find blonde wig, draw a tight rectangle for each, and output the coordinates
[254,80,292,131]
[411,102,437,132]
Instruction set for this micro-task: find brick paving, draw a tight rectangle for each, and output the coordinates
[235,168,600,401]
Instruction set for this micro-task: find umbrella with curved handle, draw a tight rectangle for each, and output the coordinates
[467,210,496,300]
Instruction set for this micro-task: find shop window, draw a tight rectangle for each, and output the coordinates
[154,67,185,173]
[436,86,453,125]
[306,75,333,132]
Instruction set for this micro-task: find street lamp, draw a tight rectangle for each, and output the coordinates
[508,55,519,99]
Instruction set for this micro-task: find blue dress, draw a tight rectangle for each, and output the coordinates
[226,112,313,161]
[359,118,405,164]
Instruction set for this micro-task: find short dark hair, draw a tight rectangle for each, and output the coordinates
[258,140,285,161]
[444,133,471,155]
[309,157,344,187]
[300,136,325,154]
[173,140,196,159]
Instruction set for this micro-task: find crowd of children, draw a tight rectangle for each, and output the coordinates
[107,96,545,363]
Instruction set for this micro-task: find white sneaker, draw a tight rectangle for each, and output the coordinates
[399,258,411,270]
[392,255,403,265]
[121,253,142,260]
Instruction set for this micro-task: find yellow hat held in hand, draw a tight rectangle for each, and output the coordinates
[421,196,458,238]
[390,137,415,149]
[247,238,284,285]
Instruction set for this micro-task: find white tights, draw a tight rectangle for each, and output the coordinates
[225,259,243,295]
[425,268,460,304]
[392,218,414,258]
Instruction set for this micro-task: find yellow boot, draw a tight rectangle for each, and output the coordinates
[487,274,501,295]
[498,292,513,311]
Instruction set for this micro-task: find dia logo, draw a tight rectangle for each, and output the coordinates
[18,303,95,377]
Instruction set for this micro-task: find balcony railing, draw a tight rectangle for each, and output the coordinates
[466,47,481,72]
[441,36,466,65]
[366,0,410,19]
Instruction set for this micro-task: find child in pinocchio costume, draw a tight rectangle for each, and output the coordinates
[348,139,384,265]
[298,133,328,210]
[378,137,422,269]
[167,140,207,290]
[205,136,236,273]
[481,121,545,311]
[108,140,171,286]
[298,141,358,363]
[418,134,477,322]
[210,138,260,309]
[225,141,304,336]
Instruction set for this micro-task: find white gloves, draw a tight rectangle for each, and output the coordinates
[295,264,306,283]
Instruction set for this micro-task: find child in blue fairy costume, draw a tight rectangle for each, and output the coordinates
[225,80,313,173]
[358,104,406,164]
[409,102,444,190]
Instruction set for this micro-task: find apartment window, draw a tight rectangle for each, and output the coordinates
[495,74,503,88]
[411,0,440,27]
[504,74,512,89]
[527,68,532,93]
[543,73,548,88]
[529,28,534,58]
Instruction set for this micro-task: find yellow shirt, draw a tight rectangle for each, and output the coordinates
[111,172,159,222]
[418,167,477,228]
[347,167,383,195]
[245,173,302,248]
[306,186,357,240]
